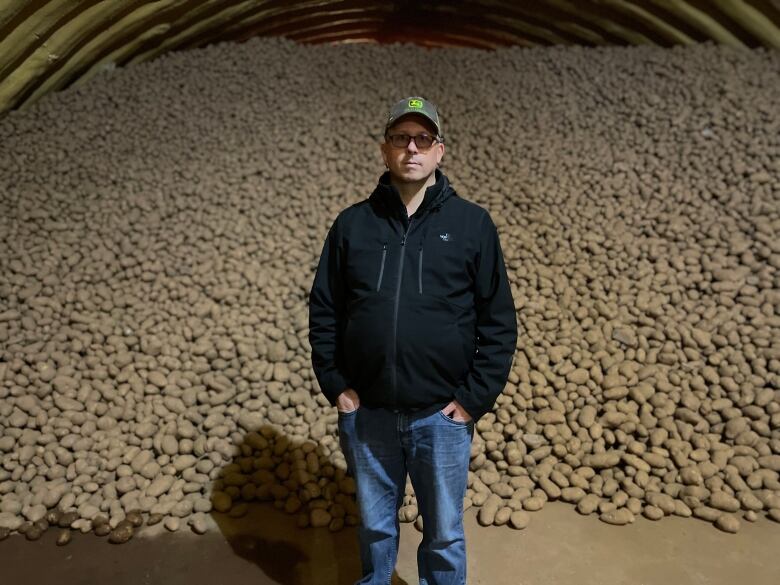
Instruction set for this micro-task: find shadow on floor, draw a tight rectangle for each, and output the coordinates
[210,423,411,585]
[0,502,410,585]
[214,504,409,585]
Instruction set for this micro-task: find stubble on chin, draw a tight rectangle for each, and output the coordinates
[395,165,432,182]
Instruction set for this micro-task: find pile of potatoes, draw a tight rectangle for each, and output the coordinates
[0,37,778,543]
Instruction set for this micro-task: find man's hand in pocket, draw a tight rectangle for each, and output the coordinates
[337,388,360,413]
[441,400,472,423]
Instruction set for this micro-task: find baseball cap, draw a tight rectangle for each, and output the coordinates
[384,96,444,142]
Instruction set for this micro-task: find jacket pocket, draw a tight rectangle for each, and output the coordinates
[376,243,388,291]
[417,245,423,294]
[345,243,388,294]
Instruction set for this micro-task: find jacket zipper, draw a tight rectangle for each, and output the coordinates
[376,243,387,291]
[391,217,413,404]
[417,245,423,294]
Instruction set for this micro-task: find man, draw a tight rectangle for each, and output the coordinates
[308,96,517,585]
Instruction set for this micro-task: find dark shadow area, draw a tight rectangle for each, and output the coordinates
[211,423,411,585]
[228,529,312,584]
[0,516,335,585]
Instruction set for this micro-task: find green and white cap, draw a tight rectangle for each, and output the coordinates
[384,96,443,142]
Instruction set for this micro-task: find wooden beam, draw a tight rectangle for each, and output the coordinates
[0,0,31,29]
[712,0,780,48]
[75,24,173,90]
[219,6,542,48]
[463,11,573,45]
[555,21,609,44]
[0,0,138,113]
[405,1,574,45]
[27,1,191,106]
[593,0,696,44]
[548,0,658,44]
[252,15,385,41]
[128,1,295,65]
[227,7,401,44]
[647,0,747,46]
[476,1,612,45]
[184,1,391,51]
[296,25,508,49]
[119,0,239,65]
[0,1,94,83]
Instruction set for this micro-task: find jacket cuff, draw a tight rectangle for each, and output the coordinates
[321,371,349,407]
[454,385,490,423]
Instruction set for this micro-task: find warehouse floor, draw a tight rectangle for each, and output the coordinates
[1,501,777,585]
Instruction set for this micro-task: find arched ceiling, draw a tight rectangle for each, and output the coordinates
[1,0,779,116]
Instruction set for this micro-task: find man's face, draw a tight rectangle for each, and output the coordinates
[380,115,444,183]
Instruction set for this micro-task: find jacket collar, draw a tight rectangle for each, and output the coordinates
[371,168,453,218]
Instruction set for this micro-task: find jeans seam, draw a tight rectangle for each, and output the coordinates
[387,547,393,585]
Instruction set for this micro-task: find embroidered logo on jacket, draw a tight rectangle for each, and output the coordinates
[439,232,452,242]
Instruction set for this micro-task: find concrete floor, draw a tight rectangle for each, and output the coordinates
[2,501,779,585]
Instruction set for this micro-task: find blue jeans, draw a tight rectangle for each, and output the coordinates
[337,403,475,585]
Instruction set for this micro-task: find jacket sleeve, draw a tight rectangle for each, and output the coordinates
[308,215,349,407]
[454,212,518,421]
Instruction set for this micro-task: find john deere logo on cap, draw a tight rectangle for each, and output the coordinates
[408,99,423,109]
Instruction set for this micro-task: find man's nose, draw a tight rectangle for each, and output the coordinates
[406,139,419,153]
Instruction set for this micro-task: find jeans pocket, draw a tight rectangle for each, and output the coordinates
[438,409,470,426]
[338,406,360,416]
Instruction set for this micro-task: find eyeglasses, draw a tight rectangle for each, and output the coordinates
[385,133,440,150]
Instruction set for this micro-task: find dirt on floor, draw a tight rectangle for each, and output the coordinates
[1,501,778,585]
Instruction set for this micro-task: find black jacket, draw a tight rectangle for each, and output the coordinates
[308,168,517,421]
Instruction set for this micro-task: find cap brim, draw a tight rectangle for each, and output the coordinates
[386,111,440,134]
